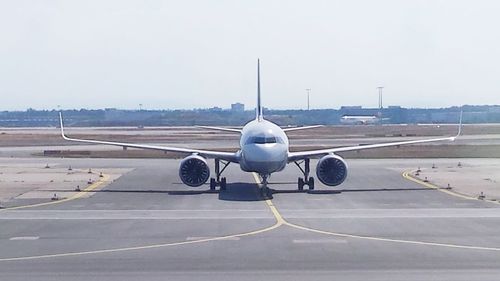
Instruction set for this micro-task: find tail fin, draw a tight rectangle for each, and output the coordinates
[256,59,263,121]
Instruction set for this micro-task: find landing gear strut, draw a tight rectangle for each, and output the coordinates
[294,158,315,191]
[259,174,271,198]
[209,159,229,191]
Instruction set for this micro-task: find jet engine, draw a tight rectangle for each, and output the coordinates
[179,155,210,187]
[316,154,348,186]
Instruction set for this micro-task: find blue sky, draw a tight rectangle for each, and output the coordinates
[1,0,499,110]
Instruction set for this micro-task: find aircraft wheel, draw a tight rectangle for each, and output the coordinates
[210,178,216,190]
[308,177,315,190]
[220,177,227,191]
[298,177,304,191]
[260,186,269,197]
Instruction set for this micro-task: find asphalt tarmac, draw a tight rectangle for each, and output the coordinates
[1,158,500,281]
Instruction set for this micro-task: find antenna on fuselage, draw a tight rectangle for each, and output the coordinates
[256,59,263,121]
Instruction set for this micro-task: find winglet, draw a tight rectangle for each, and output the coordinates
[59,112,68,140]
[452,110,463,140]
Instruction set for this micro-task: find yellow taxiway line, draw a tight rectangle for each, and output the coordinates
[0,174,282,262]
[402,170,500,205]
[2,170,500,262]
[253,172,500,253]
[0,218,282,262]
[251,172,286,225]
[1,172,111,211]
[286,221,500,252]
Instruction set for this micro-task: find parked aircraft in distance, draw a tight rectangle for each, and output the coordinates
[59,60,462,195]
[340,115,380,125]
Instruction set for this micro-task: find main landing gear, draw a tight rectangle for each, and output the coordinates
[294,158,315,191]
[209,159,230,191]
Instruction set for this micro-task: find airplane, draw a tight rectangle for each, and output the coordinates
[59,59,462,195]
[340,115,380,125]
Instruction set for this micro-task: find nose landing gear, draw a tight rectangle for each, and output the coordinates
[258,174,271,198]
[294,158,315,191]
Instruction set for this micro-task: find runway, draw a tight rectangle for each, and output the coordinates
[1,158,500,280]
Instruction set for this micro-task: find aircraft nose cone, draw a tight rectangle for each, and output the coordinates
[244,144,286,162]
[241,144,288,173]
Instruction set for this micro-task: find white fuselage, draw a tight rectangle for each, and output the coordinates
[340,115,379,125]
[239,119,289,175]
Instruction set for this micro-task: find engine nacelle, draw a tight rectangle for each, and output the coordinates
[316,154,348,186]
[179,155,210,187]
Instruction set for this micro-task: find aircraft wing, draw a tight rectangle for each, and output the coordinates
[196,126,242,133]
[288,113,462,162]
[59,113,239,163]
[197,124,324,133]
[288,135,457,161]
[283,125,323,132]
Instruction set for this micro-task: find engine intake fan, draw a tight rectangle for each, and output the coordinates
[179,155,210,187]
[316,154,348,186]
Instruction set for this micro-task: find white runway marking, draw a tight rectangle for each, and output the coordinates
[293,239,348,244]
[186,236,240,241]
[279,208,500,218]
[0,210,274,220]
[2,208,500,220]
[9,236,39,241]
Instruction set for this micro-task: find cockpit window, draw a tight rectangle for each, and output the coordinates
[256,136,275,144]
[246,136,283,144]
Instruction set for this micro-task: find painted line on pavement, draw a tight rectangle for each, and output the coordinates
[1,171,111,211]
[253,171,500,252]
[0,222,280,262]
[9,237,39,241]
[252,172,286,225]
[286,221,500,252]
[402,170,500,205]
[0,174,282,262]
[2,169,500,262]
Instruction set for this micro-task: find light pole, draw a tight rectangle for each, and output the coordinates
[306,88,311,110]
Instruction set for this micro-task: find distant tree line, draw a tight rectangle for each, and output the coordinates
[0,105,499,127]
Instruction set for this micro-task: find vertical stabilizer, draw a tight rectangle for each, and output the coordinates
[256,59,263,121]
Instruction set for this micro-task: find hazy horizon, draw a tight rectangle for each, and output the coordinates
[6,104,496,112]
[1,0,499,111]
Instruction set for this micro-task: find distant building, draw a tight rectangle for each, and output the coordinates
[231,103,245,112]
[208,107,222,112]
[340,106,362,110]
